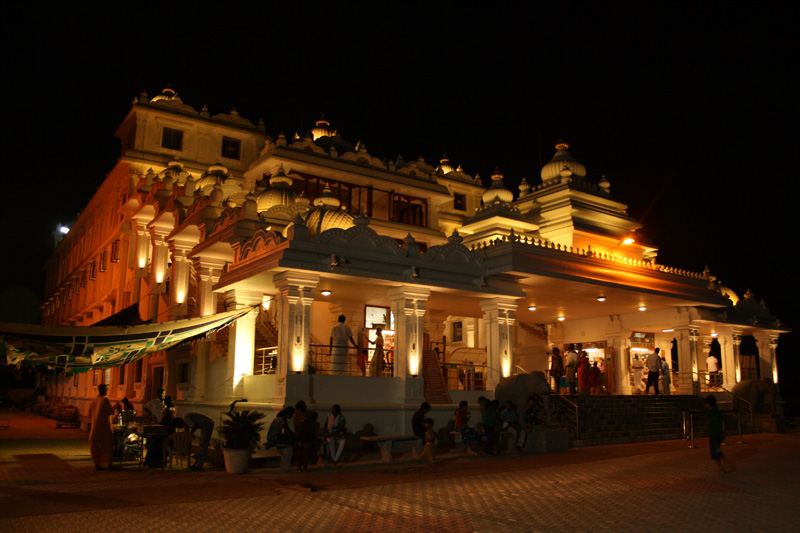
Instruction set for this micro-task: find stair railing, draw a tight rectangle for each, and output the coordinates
[551,394,580,441]
[719,385,754,432]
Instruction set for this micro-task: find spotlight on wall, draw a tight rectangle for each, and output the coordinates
[711,332,718,337]
[638,306,647,311]
[528,305,536,311]
[662,328,674,332]
[321,290,332,296]
[596,296,606,302]
[557,316,565,321]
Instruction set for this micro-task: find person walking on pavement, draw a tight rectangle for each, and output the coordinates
[646,348,661,395]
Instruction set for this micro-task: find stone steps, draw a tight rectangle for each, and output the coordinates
[552,394,704,447]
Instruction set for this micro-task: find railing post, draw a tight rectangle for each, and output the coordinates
[575,405,579,441]
[689,411,697,448]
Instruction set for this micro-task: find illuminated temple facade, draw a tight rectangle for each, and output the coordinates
[42,87,787,431]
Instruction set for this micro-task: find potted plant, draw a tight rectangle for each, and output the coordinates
[217,409,266,474]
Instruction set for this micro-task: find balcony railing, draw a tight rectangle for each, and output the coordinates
[443,363,486,391]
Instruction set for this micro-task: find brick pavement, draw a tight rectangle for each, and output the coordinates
[1,408,799,532]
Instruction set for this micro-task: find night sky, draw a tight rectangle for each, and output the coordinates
[2,5,796,399]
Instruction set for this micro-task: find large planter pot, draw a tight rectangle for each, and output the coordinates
[222,448,251,474]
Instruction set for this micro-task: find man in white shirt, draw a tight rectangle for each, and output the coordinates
[706,354,720,389]
[143,388,165,423]
[330,315,358,375]
[646,348,661,395]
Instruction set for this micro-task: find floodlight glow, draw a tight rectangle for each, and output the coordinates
[58,226,70,234]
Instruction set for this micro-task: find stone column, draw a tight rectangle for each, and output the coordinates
[605,315,629,395]
[754,333,780,385]
[675,325,700,395]
[169,240,194,319]
[388,287,430,379]
[720,332,737,390]
[192,259,224,401]
[225,289,263,400]
[731,330,743,383]
[480,297,519,391]
[274,272,319,377]
[148,226,171,320]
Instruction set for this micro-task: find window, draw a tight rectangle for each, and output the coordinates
[161,127,183,151]
[134,359,143,383]
[221,137,241,160]
[177,362,190,384]
[452,321,463,342]
[453,193,466,211]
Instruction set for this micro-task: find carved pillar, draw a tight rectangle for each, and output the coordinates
[720,332,737,389]
[274,272,319,378]
[224,289,262,400]
[675,325,700,395]
[480,297,519,390]
[731,331,742,383]
[169,240,194,319]
[193,258,225,401]
[605,315,629,395]
[753,333,779,385]
[388,287,430,379]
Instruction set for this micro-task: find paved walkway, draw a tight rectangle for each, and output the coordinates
[1,408,798,532]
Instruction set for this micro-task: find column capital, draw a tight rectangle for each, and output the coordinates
[479,297,520,314]
[387,286,431,302]
[273,271,320,291]
[225,288,264,309]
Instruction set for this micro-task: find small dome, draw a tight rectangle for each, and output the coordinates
[540,141,587,182]
[482,168,514,204]
[311,115,337,140]
[256,166,297,212]
[437,155,456,174]
[519,177,531,196]
[305,208,355,237]
[150,85,181,103]
[313,183,341,208]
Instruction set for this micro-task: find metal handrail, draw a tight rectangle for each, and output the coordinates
[683,408,745,449]
[720,385,755,431]
[552,394,580,441]
[514,364,529,374]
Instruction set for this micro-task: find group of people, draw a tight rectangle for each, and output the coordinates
[451,397,539,456]
[331,315,390,376]
[265,400,349,472]
[88,385,214,471]
[550,344,607,395]
[631,348,672,395]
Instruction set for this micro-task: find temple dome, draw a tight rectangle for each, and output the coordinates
[311,115,337,140]
[540,141,587,181]
[256,165,297,211]
[482,168,514,204]
[436,155,456,174]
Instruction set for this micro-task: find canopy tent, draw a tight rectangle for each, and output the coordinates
[0,306,257,372]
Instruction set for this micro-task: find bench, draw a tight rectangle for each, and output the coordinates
[360,435,422,463]
[0,418,9,429]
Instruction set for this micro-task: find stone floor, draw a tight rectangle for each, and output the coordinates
[1,408,798,532]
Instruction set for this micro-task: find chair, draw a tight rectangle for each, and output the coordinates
[163,431,193,470]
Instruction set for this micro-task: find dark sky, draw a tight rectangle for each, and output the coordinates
[1,4,796,391]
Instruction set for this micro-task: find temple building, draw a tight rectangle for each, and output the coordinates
[36,87,787,434]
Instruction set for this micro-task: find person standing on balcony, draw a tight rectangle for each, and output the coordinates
[369,327,385,376]
[661,356,671,395]
[549,348,564,394]
[706,352,720,389]
[330,315,358,375]
[565,344,578,394]
[646,348,661,395]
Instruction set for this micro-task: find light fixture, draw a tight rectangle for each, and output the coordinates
[557,316,565,321]
[58,225,70,234]
[622,236,635,245]
[662,328,674,333]
[638,306,647,311]
[596,296,606,302]
[528,305,536,311]
[321,290,332,296]
[711,332,718,337]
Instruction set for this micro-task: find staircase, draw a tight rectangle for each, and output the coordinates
[421,349,450,404]
[552,394,704,447]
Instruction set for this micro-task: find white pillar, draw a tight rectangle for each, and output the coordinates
[732,330,743,383]
[675,324,700,395]
[193,259,224,401]
[605,315,630,395]
[754,333,779,384]
[480,297,519,391]
[274,272,319,377]
[225,289,262,400]
[720,332,737,390]
[388,287,430,378]
[169,241,194,319]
